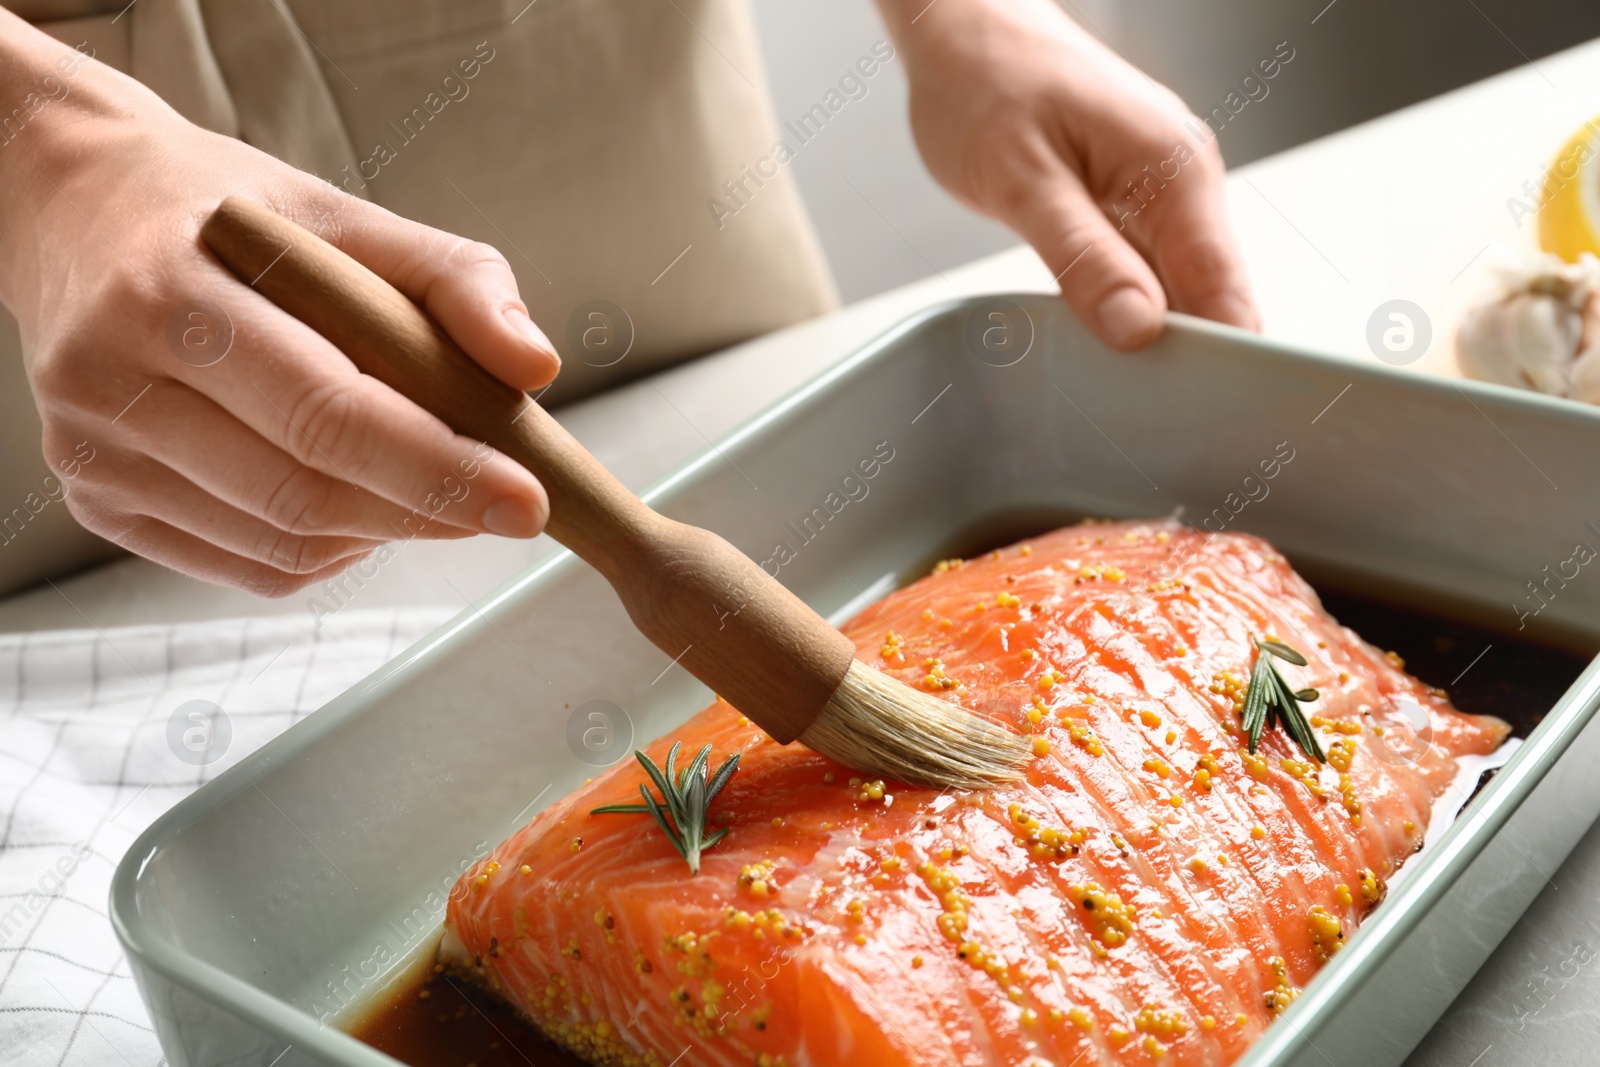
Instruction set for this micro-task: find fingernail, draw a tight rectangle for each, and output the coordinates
[482,495,543,538]
[505,307,560,366]
[1096,288,1161,349]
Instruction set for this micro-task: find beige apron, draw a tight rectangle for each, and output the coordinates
[0,0,837,595]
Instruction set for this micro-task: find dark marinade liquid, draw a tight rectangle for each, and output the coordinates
[348,969,583,1067]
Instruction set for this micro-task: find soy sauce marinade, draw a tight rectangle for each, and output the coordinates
[349,969,581,1067]
[348,584,1590,1067]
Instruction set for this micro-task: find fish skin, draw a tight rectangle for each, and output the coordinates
[447,520,1508,1067]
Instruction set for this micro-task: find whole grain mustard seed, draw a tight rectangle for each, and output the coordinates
[1068,882,1137,948]
[1143,757,1172,778]
[856,779,888,803]
[1307,904,1344,959]
[1135,1004,1189,1038]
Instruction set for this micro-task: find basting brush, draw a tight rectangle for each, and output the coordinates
[200,198,1025,789]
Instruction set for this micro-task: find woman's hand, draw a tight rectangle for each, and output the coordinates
[0,13,560,596]
[879,0,1259,349]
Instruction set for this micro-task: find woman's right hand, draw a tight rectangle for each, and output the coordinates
[0,13,560,596]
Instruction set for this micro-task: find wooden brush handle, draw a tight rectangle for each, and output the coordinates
[200,197,854,744]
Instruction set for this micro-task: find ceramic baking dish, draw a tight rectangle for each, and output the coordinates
[112,295,1600,1067]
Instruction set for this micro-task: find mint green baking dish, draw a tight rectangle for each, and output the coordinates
[112,296,1600,1067]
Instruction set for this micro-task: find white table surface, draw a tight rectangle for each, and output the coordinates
[5,32,1600,1067]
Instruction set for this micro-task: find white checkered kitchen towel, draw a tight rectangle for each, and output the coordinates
[0,607,454,1067]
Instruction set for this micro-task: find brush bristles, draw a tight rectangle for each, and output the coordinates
[799,660,1029,790]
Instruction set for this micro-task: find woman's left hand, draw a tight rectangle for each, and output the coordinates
[877,0,1260,350]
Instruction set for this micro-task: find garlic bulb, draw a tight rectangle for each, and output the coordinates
[1455,248,1600,402]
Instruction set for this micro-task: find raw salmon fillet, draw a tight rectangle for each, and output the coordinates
[446,520,1508,1067]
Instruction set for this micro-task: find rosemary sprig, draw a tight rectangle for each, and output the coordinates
[590,742,740,875]
[1243,637,1325,763]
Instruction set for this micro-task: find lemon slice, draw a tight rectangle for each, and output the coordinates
[1538,117,1600,262]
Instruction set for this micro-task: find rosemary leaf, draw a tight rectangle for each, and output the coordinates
[638,747,678,817]
[1269,658,1326,764]
[682,766,707,863]
[1243,650,1273,753]
[1258,638,1308,667]
[706,752,740,804]
[664,741,681,788]
[637,782,687,864]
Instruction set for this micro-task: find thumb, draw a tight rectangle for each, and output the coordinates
[316,196,562,390]
[988,150,1168,350]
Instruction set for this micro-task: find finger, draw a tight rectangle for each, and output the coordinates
[122,515,372,598]
[74,446,390,575]
[117,378,478,541]
[170,275,551,540]
[306,195,560,391]
[62,483,374,598]
[987,134,1168,350]
[1124,144,1260,331]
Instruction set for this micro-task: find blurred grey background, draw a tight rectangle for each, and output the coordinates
[750,0,1600,303]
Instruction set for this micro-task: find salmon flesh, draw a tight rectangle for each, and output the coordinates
[446,520,1508,1066]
